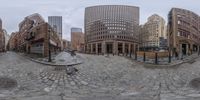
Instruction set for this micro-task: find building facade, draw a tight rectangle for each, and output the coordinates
[0,18,8,52]
[8,32,18,51]
[8,13,61,57]
[140,14,167,51]
[48,16,62,38]
[168,8,200,57]
[62,39,71,50]
[48,16,62,50]
[85,5,139,54]
[71,28,84,52]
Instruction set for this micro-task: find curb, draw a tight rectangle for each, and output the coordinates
[17,53,83,66]
[124,55,199,68]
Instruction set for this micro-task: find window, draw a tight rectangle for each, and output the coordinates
[178,20,181,24]
[177,31,180,36]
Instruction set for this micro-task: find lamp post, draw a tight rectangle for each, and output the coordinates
[48,28,51,62]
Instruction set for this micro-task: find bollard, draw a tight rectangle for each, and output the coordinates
[168,52,171,63]
[143,52,146,62]
[135,52,137,60]
[155,52,158,64]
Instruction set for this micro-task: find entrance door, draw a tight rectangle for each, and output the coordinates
[106,43,113,54]
[182,44,186,55]
[28,46,30,54]
[118,43,123,54]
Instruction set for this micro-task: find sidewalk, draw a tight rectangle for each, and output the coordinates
[19,52,83,66]
[124,53,200,67]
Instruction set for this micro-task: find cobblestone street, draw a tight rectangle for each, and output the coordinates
[1,52,200,100]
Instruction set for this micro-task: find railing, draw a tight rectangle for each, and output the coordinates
[135,51,170,64]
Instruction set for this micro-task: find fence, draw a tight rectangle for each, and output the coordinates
[135,51,170,64]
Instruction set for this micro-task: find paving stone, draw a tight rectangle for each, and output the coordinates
[1,52,200,100]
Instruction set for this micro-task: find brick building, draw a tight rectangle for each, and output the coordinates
[168,8,200,57]
[0,18,7,52]
[8,13,61,57]
[8,32,18,51]
[71,28,84,52]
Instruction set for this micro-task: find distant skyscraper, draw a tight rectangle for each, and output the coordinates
[0,18,5,52]
[140,14,166,50]
[71,27,84,52]
[48,16,62,39]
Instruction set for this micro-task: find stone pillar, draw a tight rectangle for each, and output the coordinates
[128,43,131,54]
[96,43,98,54]
[186,44,189,55]
[113,41,117,55]
[102,41,106,54]
[90,44,93,53]
[122,42,125,54]
[179,44,182,59]
[116,42,118,55]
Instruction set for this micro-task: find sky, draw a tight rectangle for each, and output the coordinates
[0,0,200,40]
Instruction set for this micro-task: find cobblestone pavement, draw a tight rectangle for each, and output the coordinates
[1,52,200,100]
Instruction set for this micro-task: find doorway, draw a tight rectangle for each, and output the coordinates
[106,43,113,54]
[182,44,186,55]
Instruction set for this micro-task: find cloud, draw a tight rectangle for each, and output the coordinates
[0,0,200,41]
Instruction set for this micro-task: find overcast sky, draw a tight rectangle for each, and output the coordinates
[0,0,199,40]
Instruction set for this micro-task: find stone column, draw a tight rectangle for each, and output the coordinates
[128,43,131,54]
[113,41,117,55]
[179,44,182,59]
[115,42,118,55]
[102,41,106,54]
[186,44,189,55]
[90,44,93,53]
[133,43,136,54]
[96,43,98,54]
[122,42,125,54]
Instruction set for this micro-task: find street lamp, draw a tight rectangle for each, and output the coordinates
[48,28,51,62]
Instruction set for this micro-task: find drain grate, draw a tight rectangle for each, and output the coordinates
[0,77,17,90]
[190,77,200,90]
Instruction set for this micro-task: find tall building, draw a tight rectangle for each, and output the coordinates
[8,13,61,57]
[0,18,8,52]
[168,8,200,57]
[48,16,62,39]
[140,14,167,50]
[48,16,63,50]
[85,5,139,54]
[3,30,9,51]
[71,27,84,52]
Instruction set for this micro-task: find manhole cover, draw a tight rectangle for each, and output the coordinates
[0,77,17,90]
[190,78,200,89]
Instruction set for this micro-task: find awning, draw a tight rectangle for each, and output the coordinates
[50,40,57,46]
